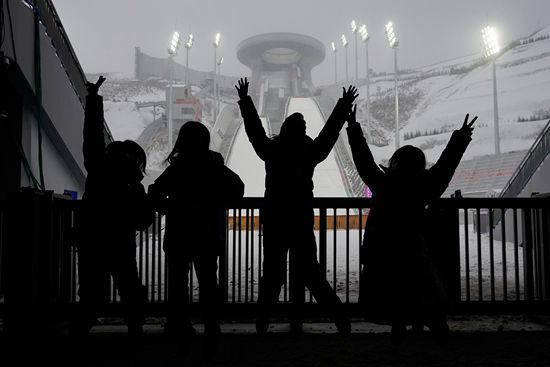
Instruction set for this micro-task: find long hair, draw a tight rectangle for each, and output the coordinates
[165,121,210,165]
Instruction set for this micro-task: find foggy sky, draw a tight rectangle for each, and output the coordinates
[52,0,550,85]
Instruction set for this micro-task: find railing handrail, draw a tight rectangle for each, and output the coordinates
[500,118,550,198]
[42,196,550,212]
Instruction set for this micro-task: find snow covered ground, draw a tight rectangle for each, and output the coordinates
[226,118,268,197]
[126,217,527,305]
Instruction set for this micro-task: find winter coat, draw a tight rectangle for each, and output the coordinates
[237,95,349,217]
[80,94,153,252]
[346,122,471,324]
[149,151,244,255]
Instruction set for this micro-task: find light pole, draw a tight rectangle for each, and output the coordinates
[351,20,358,84]
[359,24,370,133]
[385,21,399,150]
[167,31,181,149]
[482,25,501,155]
[213,33,221,122]
[217,56,223,116]
[184,34,193,86]
[341,34,348,83]
[331,42,337,84]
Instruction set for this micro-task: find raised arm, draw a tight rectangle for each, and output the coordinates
[83,76,107,174]
[312,86,358,164]
[428,113,477,198]
[235,77,271,161]
[346,105,384,193]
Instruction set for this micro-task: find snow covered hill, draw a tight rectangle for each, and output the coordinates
[355,26,550,166]
[90,26,550,196]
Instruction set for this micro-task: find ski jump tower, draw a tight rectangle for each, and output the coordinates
[236,33,325,98]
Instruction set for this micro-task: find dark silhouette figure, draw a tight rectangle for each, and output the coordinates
[235,77,357,335]
[148,121,244,352]
[71,76,153,339]
[346,106,476,344]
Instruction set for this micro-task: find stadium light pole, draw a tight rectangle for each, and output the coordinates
[351,20,358,84]
[359,24,370,137]
[167,31,181,149]
[482,25,501,155]
[184,34,193,86]
[385,21,400,150]
[341,34,348,83]
[213,33,221,122]
[331,42,337,84]
[217,56,224,117]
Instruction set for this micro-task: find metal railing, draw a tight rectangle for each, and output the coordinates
[500,119,550,199]
[1,195,549,317]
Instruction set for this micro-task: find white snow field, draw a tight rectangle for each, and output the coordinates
[226,117,269,197]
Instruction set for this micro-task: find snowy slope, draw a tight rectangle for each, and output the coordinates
[227,118,268,197]
[354,26,550,166]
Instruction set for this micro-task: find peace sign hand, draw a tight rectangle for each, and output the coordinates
[459,113,478,138]
[86,75,106,96]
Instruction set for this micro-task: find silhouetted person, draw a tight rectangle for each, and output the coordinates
[71,76,153,339]
[346,106,477,344]
[148,121,244,353]
[235,77,357,335]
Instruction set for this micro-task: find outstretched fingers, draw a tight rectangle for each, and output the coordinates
[468,115,478,128]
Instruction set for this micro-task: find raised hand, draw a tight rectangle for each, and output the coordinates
[342,85,359,105]
[347,104,359,126]
[459,113,477,138]
[235,77,249,100]
[86,75,106,96]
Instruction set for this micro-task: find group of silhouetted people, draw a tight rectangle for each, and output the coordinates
[71,75,476,353]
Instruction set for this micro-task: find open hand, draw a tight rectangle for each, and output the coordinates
[86,75,106,95]
[342,85,359,105]
[235,77,249,99]
[459,113,477,138]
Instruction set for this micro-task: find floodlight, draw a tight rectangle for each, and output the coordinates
[482,26,499,57]
[185,34,194,49]
[169,31,181,55]
[385,21,398,48]
[359,24,369,41]
[218,56,224,66]
[341,34,347,47]
[351,20,357,33]
[214,33,221,47]
[331,42,336,52]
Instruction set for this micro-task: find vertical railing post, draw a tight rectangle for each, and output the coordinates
[218,209,228,303]
[541,203,550,300]
[319,207,327,276]
[522,208,535,301]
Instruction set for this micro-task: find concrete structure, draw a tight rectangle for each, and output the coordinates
[236,33,325,98]
[0,0,110,199]
[134,47,237,92]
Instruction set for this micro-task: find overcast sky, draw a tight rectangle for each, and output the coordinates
[52,0,550,85]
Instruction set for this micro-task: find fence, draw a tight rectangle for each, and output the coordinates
[0,193,549,321]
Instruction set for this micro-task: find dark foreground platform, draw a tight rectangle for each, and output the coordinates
[1,316,550,366]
